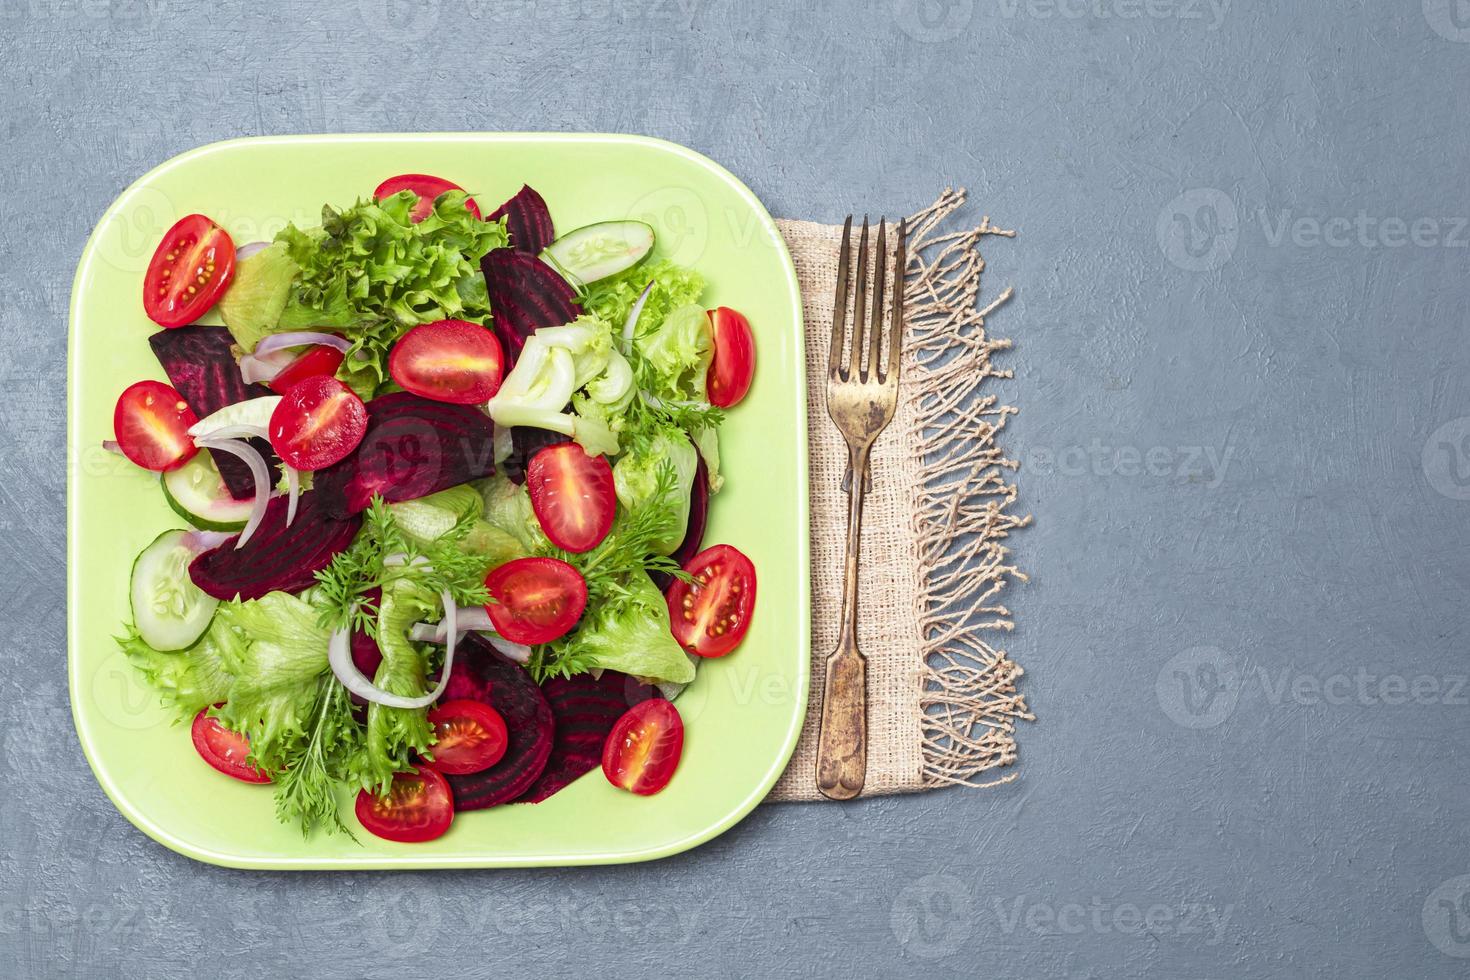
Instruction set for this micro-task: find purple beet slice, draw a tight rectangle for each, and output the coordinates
[481,248,580,365]
[440,634,554,810]
[488,185,554,254]
[311,392,496,518]
[188,491,361,601]
[655,453,710,593]
[515,670,632,804]
[148,325,278,498]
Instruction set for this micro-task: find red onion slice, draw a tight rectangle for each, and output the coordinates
[102,439,123,455]
[621,280,656,351]
[253,332,353,356]
[407,608,531,663]
[239,348,298,386]
[235,240,272,260]
[195,423,268,442]
[283,465,301,526]
[328,589,458,709]
[193,437,270,549]
[181,529,235,552]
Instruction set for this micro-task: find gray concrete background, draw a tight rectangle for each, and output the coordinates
[4,0,1469,976]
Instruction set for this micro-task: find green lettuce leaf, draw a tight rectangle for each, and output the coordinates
[116,620,238,721]
[477,475,550,554]
[612,425,699,554]
[390,485,525,569]
[551,570,695,684]
[360,576,438,794]
[275,191,507,333]
[635,303,714,404]
[580,259,705,338]
[210,591,333,769]
[218,243,300,351]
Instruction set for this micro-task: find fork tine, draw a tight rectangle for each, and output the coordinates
[864,218,887,382]
[828,215,852,380]
[849,216,869,381]
[884,217,907,383]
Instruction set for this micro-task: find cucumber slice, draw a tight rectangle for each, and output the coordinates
[541,220,655,286]
[162,452,251,531]
[130,530,219,651]
[187,395,281,439]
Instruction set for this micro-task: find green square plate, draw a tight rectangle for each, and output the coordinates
[68,133,810,869]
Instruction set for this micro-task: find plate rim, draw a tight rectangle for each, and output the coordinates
[66,131,810,870]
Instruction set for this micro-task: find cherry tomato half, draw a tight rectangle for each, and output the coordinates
[190,708,271,784]
[355,767,454,844]
[666,544,757,657]
[144,214,236,328]
[388,319,504,404]
[422,699,509,775]
[268,345,346,396]
[706,307,755,408]
[602,699,684,796]
[526,443,616,553]
[113,380,198,472]
[484,557,587,645]
[374,174,481,224]
[268,375,368,471]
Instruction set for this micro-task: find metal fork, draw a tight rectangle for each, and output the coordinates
[815,215,906,800]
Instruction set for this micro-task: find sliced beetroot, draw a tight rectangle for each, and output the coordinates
[440,634,554,810]
[188,491,361,601]
[502,426,572,485]
[488,185,554,254]
[655,453,710,593]
[312,392,496,517]
[515,670,632,804]
[481,248,580,365]
[148,326,278,498]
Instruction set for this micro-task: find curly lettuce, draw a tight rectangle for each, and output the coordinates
[580,259,705,336]
[612,425,699,554]
[219,190,509,396]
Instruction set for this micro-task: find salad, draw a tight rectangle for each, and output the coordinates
[108,173,759,843]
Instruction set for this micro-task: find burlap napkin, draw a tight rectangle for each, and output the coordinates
[766,190,1033,802]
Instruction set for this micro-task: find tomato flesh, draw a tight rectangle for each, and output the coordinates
[602,699,684,796]
[144,214,236,328]
[355,767,454,844]
[269,345,346,395]
[190,708,270,784]
[422,699,509,775]
[268,375,368,471]
[374,174,481,223]
[527,444,616,553]
[706,307,755,408]
[388,319,504,404]
[666,544,757,657]
[484,557,587,645]
[114,380,199,472]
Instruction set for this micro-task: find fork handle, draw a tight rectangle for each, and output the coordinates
[816,441,872,800]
